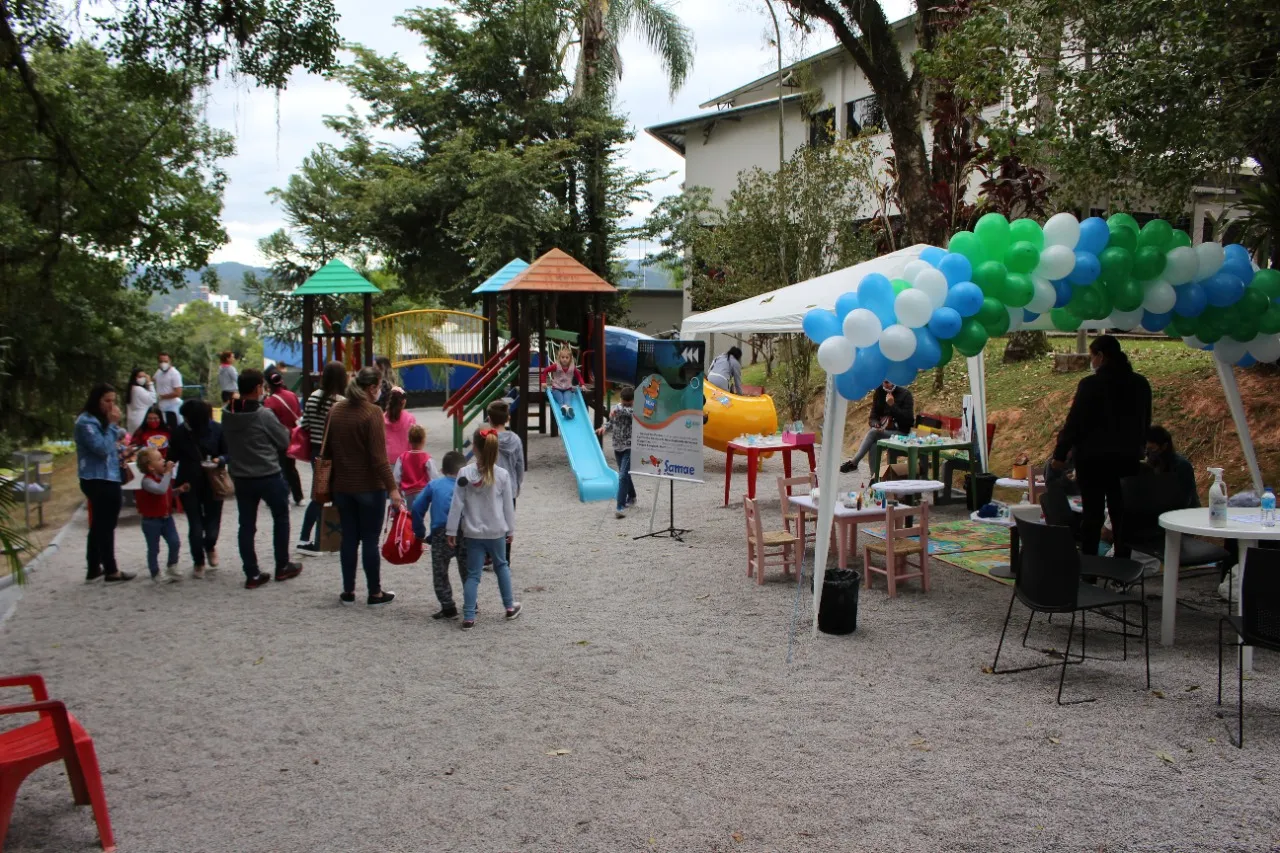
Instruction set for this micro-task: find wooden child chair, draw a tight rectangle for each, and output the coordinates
[744,497,800,585]
[776,473,816,535]
[863,502,931,597]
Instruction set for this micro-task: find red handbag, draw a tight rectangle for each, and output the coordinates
[380,507,424,565]
[287,425,312,462]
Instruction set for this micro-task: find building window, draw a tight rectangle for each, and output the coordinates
[808,108,836,147]
[846,96,884,137]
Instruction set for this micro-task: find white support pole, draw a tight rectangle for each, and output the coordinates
[965,352,989,472]
[812,374,848,636]
[1214,359,1264,494]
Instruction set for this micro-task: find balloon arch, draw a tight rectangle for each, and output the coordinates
[802,212,1280,398]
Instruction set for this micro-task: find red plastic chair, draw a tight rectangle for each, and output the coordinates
[0,675,115,852]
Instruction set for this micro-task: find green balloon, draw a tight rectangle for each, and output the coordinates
[1259,307,1280,335]
[948,230,986,265]
[1106,224,1138,253]
[977,295,1007,327]
[892,278,912,295]
[953,318,989,357]
[1092,285,1113,320]
[1233,314,1260,343]
[1170,314,1198,337]
[1239,286,1269,316]
[1168,229,1192,248]
[1107,212,1140,234]
[975,213,1011,259]
[973,260,1008,299]
[984,307,1011,337]
[938,338,954,367]
[1132,246,1166,281]
[1004,272,1035,308]
[1050,307,1082,332]
[1138,219,1173,251]
[1108,278,1144,312]
[1251,269,1280,300]
[1197,309,1225,344]
[1099,246,1134,283]
[1009,218,1045,250]
[1068,285,1101,319]
[1005,241,1040,274]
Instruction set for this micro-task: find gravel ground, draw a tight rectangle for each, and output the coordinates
[2,407,1278,852]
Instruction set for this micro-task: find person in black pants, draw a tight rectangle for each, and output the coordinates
[840,380,914,474]
[1051,335,1151,558]
[170,399,229,578]
[73,383,136,582]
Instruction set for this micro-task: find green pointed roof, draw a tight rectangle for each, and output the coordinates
[292,259,381,295]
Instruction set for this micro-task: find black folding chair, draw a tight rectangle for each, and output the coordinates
[1218,548,1280,747]
[992,518,1151,705]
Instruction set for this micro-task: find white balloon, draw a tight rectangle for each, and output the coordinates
[1035,244,1076,280]
[1141,279,1177,314]
[843,308,882,347]
[894,288,934,328]
[913,268,949,308]
[902,260,931,283]
[817,335,856,374]
[1027,276,1057,313]
[1043,212,1080,249]
[1183,334,1206,351]
[1108,308,1144,331]
[1214,337,1248,364]
[1247,334,1280,363]
[1194,242,1225,280]
[879,324,917,362]
[1006,306,1024,332]
[1164,246,1199,285]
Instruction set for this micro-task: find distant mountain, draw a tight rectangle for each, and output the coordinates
[143,262,269,314]
[618,259,678,290]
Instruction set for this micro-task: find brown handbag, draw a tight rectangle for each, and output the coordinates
[208,465,235,500]
[311,402,338,504]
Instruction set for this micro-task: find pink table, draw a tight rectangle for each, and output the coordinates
[789,494,886,569]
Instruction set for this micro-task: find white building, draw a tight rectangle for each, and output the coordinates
[645,17,1249,245]
[172,287,240,317]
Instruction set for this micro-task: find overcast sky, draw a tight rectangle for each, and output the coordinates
[206,0,905,267]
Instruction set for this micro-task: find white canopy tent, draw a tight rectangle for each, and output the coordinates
[683,247,1265,636]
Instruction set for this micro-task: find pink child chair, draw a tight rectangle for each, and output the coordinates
[744,497,800,585]
[863,502,931,597]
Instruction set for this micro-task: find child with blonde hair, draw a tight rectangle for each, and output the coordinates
[540,345,585,420]
[135,447,188,582]
[446,428,520,630]
[395,423,439,505]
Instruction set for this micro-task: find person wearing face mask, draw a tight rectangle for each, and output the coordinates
[153,351,184,430]
[1144,425,1198,509]
[124,367,156,434]
[1051,334,1152,558]
[839,379,914,474]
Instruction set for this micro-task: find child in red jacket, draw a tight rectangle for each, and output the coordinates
[395,424,439,505]
[135,448,188,582]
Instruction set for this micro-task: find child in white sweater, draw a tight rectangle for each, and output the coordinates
[446,428,520,630]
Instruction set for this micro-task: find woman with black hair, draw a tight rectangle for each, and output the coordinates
[74,383,136,582]
[124,367,156,434]
[169,399,230,578]
[707,346,744,395]
[1051,334,1152,558]
[1145,425,1198,509]
[298,360,348,553]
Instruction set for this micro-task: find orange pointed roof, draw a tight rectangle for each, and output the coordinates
[503,248,617,293]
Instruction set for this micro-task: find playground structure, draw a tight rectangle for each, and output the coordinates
[294,259,380,396]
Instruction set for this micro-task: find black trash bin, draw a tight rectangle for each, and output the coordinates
[818,568,860,635]
[968,472,998,511]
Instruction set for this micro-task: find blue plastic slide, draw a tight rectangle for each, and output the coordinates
[548,387,619,503]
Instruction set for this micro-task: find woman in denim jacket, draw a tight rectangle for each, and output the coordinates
[74,383,136,583]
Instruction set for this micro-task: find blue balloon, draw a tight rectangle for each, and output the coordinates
[1204,272,1244,308]
[834,291,860,321]
[802,308,841,344]
[851,343,888,388]
[938,253,972,286]
[1224,243,1252,269]
[1067,251,1101,286]
[910,327,941,370]
[1173,283,1207,318]
[835,369,871,401]
[885,360,918,387]
[858,273,897,324]
[1141,310,1174,332]
[927,306,963,340]
[1078,217,1110,255]
[919,246,947,267]
[1052,278,1073,308]
[1023,309,1039,323]
[944,282,984,318]
[1238,353,1258,368]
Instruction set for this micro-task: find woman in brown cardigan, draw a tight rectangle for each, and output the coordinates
[324,366,405,606]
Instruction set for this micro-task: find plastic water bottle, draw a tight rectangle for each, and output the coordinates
[1208,467,1228,528]
[1262,487,1276,528]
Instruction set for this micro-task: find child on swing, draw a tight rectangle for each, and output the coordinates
[540,345,586,420]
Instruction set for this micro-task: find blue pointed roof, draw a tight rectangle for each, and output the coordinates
[472,258,529,294]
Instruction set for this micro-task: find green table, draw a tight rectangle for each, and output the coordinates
[869,436,973,486]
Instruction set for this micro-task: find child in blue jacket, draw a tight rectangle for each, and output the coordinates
[412,451,466,620]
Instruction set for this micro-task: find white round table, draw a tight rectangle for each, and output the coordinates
[1159,508,1280,667]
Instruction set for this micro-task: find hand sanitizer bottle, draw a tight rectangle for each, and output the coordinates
[1262,486,1276,528]
[1208,468,1228,528]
